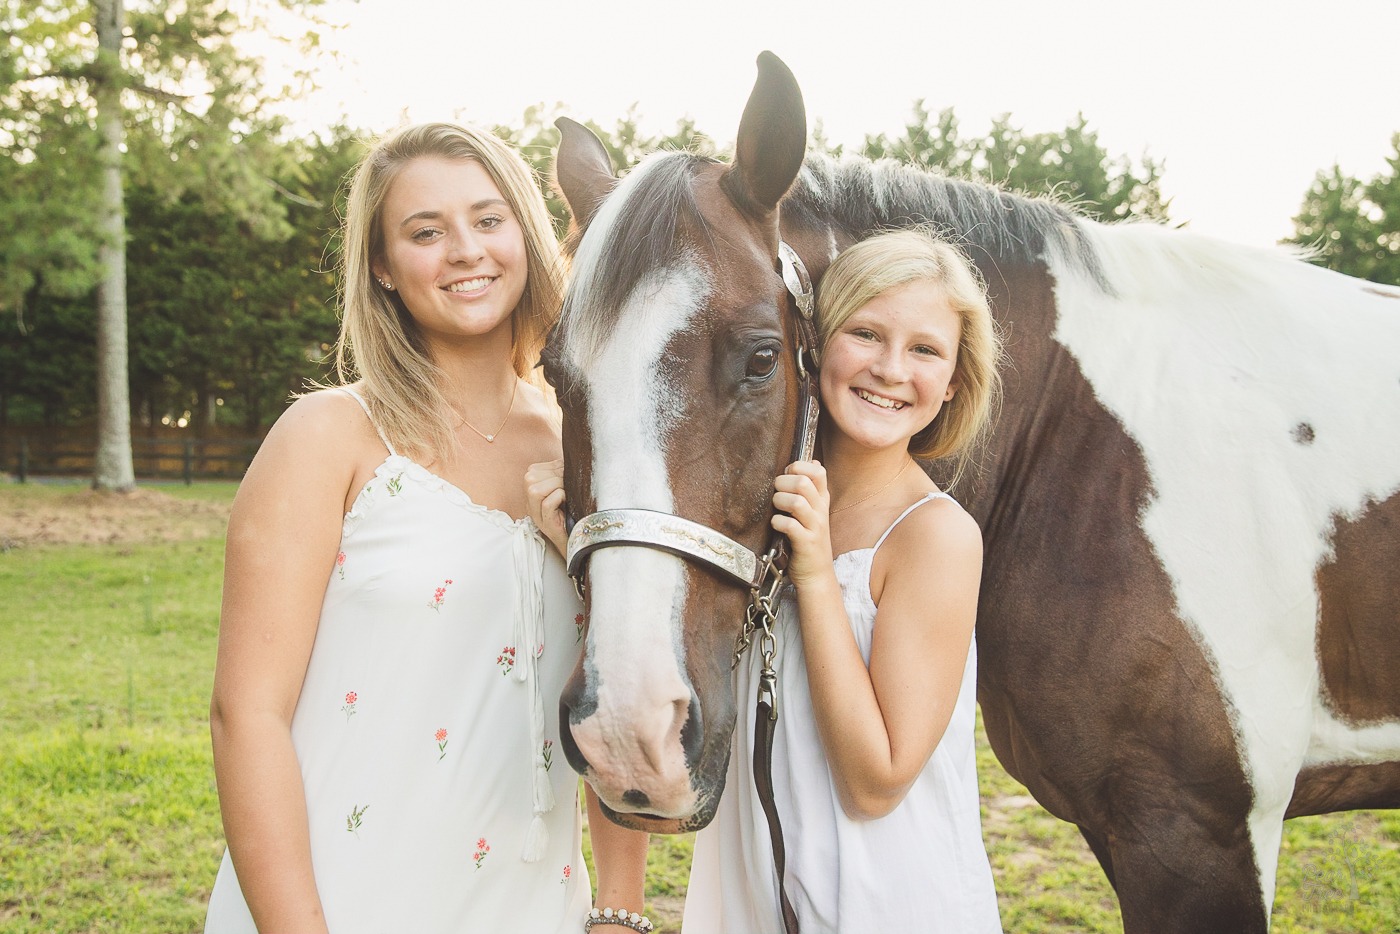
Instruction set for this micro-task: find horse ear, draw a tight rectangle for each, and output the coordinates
[554,117,617,231]
[725,51,807,217]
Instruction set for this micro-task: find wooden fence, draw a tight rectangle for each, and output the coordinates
[8,436,262,484]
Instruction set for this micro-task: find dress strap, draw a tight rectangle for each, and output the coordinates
[336,387,398,457]
[871,491,954,556]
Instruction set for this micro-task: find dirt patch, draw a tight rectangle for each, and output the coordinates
[650,894,685,933]
[0,487,231,548]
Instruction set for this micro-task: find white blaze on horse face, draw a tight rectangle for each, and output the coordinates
[562,166,713,812]
[570,268,711,815]
[1051,224,1400,912]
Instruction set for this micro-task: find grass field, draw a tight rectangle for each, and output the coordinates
[1,480,1396,933]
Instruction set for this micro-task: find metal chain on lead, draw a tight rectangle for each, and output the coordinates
[733,550,783,668]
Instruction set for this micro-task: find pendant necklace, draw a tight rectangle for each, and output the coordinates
[829,458,913,516]
[457,378,518,443]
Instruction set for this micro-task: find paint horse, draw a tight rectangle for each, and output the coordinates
[544,52,1400,931]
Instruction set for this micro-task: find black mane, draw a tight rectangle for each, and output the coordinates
[787,155,1107,287]
[559,150,1109,361]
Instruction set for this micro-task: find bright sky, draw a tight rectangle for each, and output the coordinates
[276,0,1400,247]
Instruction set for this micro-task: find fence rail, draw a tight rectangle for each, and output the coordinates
[10,436,262,484]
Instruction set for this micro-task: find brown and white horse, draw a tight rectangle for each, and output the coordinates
[544,52,1400,931]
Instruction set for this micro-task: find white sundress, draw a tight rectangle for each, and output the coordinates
[683,492,1003,934]
[205,388,591,934]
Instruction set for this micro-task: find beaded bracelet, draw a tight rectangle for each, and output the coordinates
[584,906,654,932]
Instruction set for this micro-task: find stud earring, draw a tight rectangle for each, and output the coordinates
[377,278,394,291]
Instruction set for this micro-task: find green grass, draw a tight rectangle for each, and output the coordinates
[1,481,1396,933]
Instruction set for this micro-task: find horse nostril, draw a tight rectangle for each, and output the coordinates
[680,694,703,769]
[622,789,651,809]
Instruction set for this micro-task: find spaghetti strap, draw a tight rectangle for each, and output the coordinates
[871,491,954,556]
[337,387,398,457]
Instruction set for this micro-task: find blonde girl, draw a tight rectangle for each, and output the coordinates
[206,123,646,934]
[684,228,1004,933]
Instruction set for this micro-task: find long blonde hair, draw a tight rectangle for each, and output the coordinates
[817,228,1003,488]
[333,122,563,462]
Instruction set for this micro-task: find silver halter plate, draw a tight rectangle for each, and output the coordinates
[564,241,815,596]
[566,508,763,587]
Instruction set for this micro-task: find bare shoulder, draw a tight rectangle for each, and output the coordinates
[238,388,382,506]
[871,495,983,602]
[887,494,982,564]
[261,388,373,452]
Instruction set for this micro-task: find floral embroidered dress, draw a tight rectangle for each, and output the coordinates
[683,493,1003,934]
[205,389,590,934]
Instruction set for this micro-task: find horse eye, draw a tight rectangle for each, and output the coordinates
[746,346,779,380]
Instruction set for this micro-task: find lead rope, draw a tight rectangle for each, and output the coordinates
[740,241,817,934]
[745,558,799,934]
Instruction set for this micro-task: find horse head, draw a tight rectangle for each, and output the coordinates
[544,52,810,832]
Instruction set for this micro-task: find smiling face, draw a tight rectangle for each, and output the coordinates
[372,156,528,354]
[819,278,962,453]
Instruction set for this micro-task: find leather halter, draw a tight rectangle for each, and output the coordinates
[565,240,816,934]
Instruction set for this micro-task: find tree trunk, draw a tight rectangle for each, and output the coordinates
[92,0,134,491]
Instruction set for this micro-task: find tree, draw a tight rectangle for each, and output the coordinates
[1289,134,1400,286]
[861,102,1170,223]
[1,0,326,489]
[124,128,356,434]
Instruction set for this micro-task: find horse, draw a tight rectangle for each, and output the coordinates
[543,51,1400,931]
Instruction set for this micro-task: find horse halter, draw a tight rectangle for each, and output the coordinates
[564,240,820,618]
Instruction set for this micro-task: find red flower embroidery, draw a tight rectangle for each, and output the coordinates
[561,864,572,885]
[341,691,358,721]
[428,579,453,612]
[574,613,585,643]
[496,646,516,676]
[435,727,449,760]
[473,837,490,870]
[336,551,347,580]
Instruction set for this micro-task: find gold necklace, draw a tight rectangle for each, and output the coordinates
[457,379,518,443]
[829,459,914,515]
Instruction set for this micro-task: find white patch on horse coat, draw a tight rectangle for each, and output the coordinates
[1049,222,1400,912]
[562,158,713,812]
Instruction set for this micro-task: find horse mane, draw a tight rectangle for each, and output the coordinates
[560,151,718,360]
[788,155,1109,289]
[559,149,1113,362]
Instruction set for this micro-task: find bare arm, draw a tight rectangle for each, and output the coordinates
[585,785,650,916]
[773,461,982,820]
[209,393,362,932]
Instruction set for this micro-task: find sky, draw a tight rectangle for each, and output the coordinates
[270,0,1400,247]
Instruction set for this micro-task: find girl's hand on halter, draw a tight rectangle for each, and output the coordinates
[525,458,569,556]
[772,460,835,587]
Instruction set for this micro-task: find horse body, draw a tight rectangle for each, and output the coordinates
[550,52,1400,931]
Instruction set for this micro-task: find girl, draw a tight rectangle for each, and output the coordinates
[205,123,646,933]
[684,228,1005,933]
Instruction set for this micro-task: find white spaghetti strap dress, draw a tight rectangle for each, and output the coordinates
[205,388,591,933]
[684,492,1003,934]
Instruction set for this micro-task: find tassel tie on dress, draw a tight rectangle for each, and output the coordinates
[512,522,555,862]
